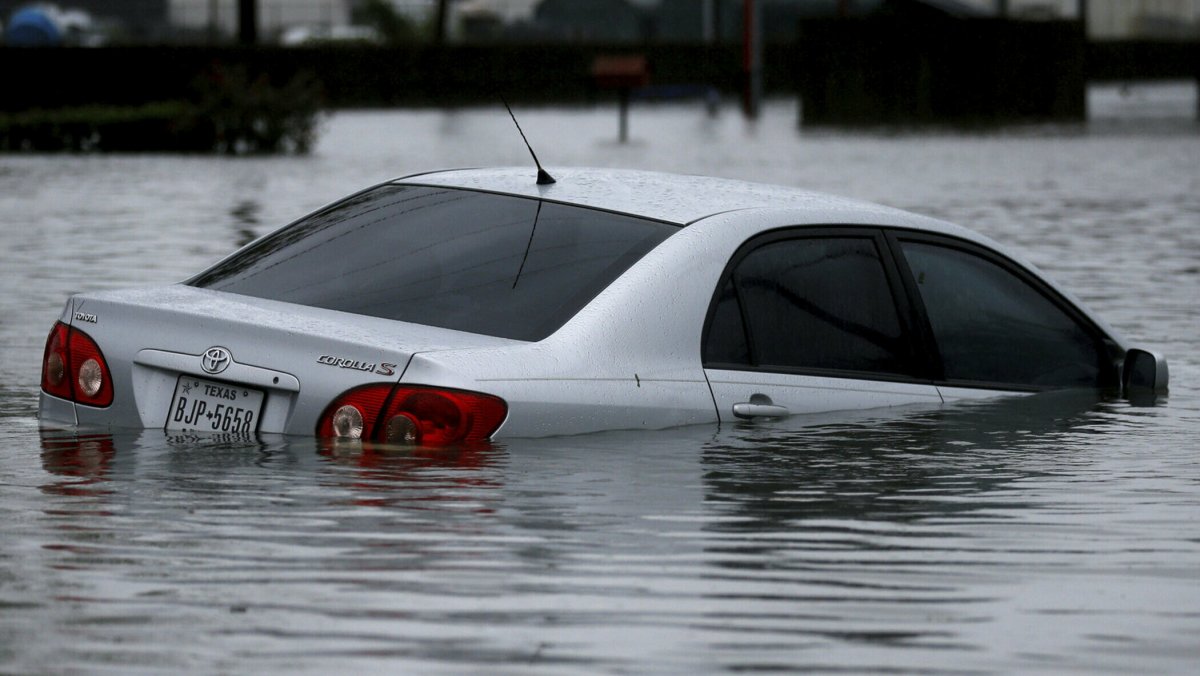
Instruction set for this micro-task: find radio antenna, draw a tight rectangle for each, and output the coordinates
[502,97,556,185]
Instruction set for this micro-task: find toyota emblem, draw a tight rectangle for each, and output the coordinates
[201,347,232,375]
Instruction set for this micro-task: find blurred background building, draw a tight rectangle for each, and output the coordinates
[0,0,167,43]
[417,0,1200,44]
[1087,0,1200,39]
[2,0,1198,45]
[170,0,353,41]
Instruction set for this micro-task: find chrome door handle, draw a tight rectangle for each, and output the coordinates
[732,402,789,419]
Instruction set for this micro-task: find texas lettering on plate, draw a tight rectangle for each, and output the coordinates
[167,376,263,434]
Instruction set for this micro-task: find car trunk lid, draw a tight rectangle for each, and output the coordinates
[65,284,521,434]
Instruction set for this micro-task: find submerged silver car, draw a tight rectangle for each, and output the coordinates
[39,167,1167,444]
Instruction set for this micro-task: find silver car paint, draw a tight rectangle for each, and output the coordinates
[395,201,1120,436]
[39,168,1131,438]
[406,167,908,225]
[47,285,521,434]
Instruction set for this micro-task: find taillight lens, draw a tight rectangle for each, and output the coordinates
[41,323,72,400]
[317,384,507,446]
[316,384,392,440]
[381,387,505,446]
[40,321,115,408]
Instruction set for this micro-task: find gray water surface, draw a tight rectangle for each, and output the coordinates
[2,94,1199,673]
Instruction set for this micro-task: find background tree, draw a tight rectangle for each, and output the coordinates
[352,0,417,44]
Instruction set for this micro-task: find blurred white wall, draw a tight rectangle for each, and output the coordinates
[169,0,352,35]
[1088,0,1200,39]
[166,0,1200,40]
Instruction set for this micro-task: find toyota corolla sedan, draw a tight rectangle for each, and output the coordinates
[39,167,1167,444]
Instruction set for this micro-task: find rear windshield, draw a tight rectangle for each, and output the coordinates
[189,184,678,341]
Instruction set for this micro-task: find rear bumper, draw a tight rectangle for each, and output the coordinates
[38,391,77,427]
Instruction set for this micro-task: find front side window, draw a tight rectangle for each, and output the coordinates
[704,235,911,376]
[190,185,677,341]
[899,240,1110,388]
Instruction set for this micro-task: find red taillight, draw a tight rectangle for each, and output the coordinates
[381,387,505,446]
[69,327,114,407]
[316,384,393,440]
[41,323,72,400]
[40,322,114,408]
[317,384,507,446]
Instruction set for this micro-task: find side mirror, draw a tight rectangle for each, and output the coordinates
[1122,347,1169,398]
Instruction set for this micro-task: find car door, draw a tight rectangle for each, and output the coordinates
[702,228,942,422]
[887,233,1121,401]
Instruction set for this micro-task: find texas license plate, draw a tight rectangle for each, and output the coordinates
[167,376,263,435]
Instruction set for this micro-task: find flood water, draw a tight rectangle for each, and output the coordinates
[2,86,1199,673]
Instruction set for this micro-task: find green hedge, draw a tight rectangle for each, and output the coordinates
[0,102,203,152]
[0,67,322,154]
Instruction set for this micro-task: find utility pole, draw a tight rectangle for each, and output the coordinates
[207,0,219,44]
[238,0,257,45]
[742,0,761,118]
[435,0,450,45]
[702,0,715,43]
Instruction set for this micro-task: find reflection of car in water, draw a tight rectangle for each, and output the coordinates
[38,168,1167,445]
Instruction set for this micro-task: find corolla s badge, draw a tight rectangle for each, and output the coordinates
[317,355,396,377]
[201,347,232,374]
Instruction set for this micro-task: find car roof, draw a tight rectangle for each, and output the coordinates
[396,166,935,228]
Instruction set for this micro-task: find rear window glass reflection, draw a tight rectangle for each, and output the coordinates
[190,185,677,341]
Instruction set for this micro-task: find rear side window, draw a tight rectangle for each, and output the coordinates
[704,235,912,376]
[899,240,1109,388]
[190,185,677,341]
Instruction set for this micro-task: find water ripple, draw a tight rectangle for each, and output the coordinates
[3,99,1200,673]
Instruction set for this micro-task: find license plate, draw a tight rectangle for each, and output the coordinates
[167,376,263,435]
